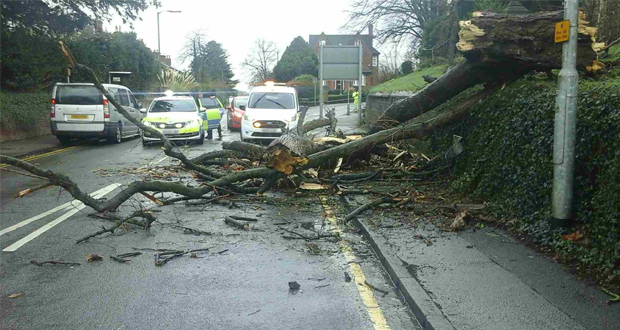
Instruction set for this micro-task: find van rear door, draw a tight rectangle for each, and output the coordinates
[54,85,104,132]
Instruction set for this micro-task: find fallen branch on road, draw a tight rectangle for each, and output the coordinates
[30,260,81,266]
[344,197,396,223]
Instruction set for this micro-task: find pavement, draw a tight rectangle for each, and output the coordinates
[2,103,616,329]
[0,135,62,157]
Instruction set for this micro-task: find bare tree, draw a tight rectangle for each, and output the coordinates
[342,0,450,44]
[241,38,278,83]
[377,42,404,83]
[178,28,209,83]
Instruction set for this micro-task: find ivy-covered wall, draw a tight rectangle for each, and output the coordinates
[0,92,51,142]
[431,76,620,279]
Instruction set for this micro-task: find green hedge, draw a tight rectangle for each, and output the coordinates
[430,76,620,278]
[0,92,50,130]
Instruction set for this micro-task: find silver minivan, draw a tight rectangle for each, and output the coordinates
[50,83,144,145]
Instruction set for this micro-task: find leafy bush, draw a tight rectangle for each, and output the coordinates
[0,92,50,130]
[430,77,620,278]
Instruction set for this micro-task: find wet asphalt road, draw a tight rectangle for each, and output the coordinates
[0,110,420,329]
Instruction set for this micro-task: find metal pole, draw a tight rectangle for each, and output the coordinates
[157,11,161,74]
[347,84,350,115]
[314,80,317,106]
[358,44,363,123]
[319,45,324,119]
[552,0,579,223]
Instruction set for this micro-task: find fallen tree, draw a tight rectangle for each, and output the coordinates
[372,10,598,129]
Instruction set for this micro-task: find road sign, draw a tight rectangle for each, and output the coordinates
[555,20,569,43]
[319,45,363,119]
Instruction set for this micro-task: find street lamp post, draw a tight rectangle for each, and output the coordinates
[157,10,182,73]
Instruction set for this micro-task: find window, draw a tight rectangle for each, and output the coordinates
[149,99,197,113]
[128,91,139,108]
[200,98,220,108]
[372,55,378,67]
[56,85,102,104]
[248,93,295,109]
[362,75,366,86]
[233,97,248,108]
[320,40,326,46]
[117,89,129,106]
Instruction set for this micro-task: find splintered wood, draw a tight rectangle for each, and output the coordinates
[264,148,308,175]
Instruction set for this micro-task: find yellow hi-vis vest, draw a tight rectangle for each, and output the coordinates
[198,98,222,130]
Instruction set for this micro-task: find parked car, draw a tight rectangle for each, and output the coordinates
[140,94,206,146]
[226,96,248,130]
[50,83,144,145]
[240,82,302,142]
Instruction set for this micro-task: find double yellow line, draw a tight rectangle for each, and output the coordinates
[0,146,78,169]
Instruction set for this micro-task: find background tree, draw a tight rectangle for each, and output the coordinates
[273,37,318,82]
[241,39,278,83]
[201,41,237,87]
[0,0,152,36]
[401,60,414,75]
[1,29,157,92]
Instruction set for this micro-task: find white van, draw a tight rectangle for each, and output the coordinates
[50,83,144,145]
[240,82,301,142]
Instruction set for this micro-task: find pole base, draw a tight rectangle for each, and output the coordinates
[548,217,571,229]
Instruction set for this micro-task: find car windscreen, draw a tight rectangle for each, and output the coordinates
[234,97,248,107]
[248,93,295,109]
[56,85,102,105]
[200,98,220,108]
[149,99,196,113]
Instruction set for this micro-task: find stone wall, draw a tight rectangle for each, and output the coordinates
[365,91,416,124]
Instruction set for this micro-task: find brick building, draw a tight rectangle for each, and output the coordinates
[309,25,380,91]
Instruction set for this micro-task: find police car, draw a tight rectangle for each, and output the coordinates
[140,91,223,146]
[240,82,303,142]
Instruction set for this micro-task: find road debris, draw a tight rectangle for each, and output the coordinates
[306,243,322,255]
[316,284,331,289]
[344,272,352,282]
[288,281,301,290]
[224,216,249,230]
[110,252,142,263]
[562,230,584,242]
[602,287,620,305]
[364,280,389,297]
[155,248,209,267]
[30,260,81,266]
[86,254,103,262]
[248,309,261,316]
[9,293,22,299]
[450,210,468,231]
[228,215,259,222]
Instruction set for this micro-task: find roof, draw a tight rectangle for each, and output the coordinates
[309,33,380,54]
[250,85,297,93]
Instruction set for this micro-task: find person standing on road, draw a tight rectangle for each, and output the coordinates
[352,90,359,113]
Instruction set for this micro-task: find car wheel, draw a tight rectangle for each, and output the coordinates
[108,125,122,144]
[57,136,72,146]
[228,113,234,131]
[197,129,204,145]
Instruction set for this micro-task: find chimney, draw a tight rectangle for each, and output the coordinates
[368,23,373,37]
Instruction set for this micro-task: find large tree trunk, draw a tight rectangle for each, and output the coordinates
[373,10,598,129]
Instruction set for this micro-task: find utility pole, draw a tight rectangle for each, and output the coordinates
[157,9,182,74]
[552,0,579,225]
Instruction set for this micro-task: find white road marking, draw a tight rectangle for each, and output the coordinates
[2,183,121,252]
[0,184,120,237]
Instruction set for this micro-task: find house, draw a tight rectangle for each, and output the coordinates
[309,24,380,90]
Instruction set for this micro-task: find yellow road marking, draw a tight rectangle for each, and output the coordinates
[0,146,78,169]
[319,195,390,330]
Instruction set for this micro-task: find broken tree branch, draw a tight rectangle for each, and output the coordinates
[345,197,395,222]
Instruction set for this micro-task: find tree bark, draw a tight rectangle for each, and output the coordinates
[373,10,598,129]
[457,10,597,68]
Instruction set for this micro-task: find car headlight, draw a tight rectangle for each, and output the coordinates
[234,112,243,118]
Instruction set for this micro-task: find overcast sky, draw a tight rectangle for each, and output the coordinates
[106,0,373,91]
